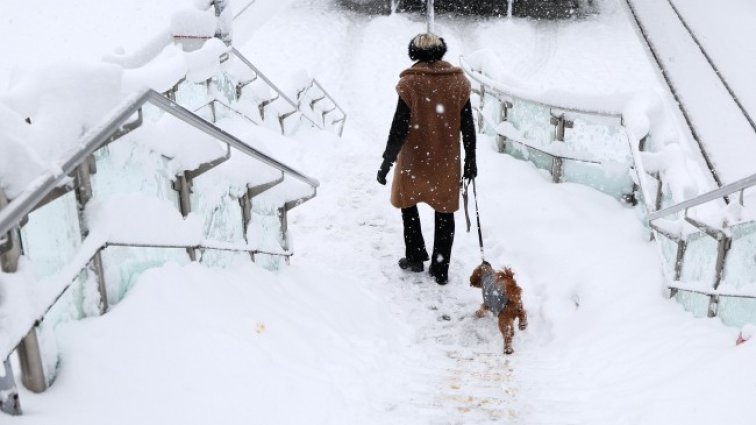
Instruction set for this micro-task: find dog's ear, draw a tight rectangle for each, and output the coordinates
[503,267,515,279]
[470,265,483,287]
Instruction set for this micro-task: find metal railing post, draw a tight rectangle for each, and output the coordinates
[278,206,290,265]
[174,173,198,261]
[0,358,21,415]
[668,239,687,298]
[707,235,732,318]
[683,214,733,318]
[16,327,47,393]
[496,100,513,153]
[476,85,486,133]
[239,192,255,262]
[74,160,109,314]
[549,113,573,183]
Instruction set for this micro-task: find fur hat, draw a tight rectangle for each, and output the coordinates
[408,33,447,62]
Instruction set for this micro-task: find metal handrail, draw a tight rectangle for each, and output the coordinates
[472,104,602,164]
[297,79,348,136]
[229,48,321,129]
[648,172,756,221]
[0,89,319,238]
[194,98,260,125]
[14,238,292,360]
[463,55,756,223]
[460,57,624,120]
[668,281,756,300]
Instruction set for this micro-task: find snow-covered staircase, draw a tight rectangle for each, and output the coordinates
[0,0,346,415]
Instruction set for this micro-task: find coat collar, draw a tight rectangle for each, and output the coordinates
[400,60,463,77]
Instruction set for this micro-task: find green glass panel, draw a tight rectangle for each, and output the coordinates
[91,142,180,208]
[190,172,247,267]
[250,202,285,271]
[723,221,756,289]
[101,246,189,305]
[718,297,756,328]
[654,232,680,280]
[509,99,551,145]
[20,192,81,280]
[562,160,634,200]
[680,231,717,285]
[674,290,710,318]
[175,80,210,113]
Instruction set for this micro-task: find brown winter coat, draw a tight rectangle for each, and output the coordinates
[390,60,472,213]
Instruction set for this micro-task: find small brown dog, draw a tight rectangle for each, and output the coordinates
[470,262,528,355]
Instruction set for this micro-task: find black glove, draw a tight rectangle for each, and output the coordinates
[463,157,477,180]
[377,160,392,185]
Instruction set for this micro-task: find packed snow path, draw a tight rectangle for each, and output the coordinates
[10,1,756,424]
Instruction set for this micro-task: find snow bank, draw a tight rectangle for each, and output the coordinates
[15,261,410,424]
[86,194,204,246]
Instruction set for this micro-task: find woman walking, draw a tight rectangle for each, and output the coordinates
[377,33,477,285]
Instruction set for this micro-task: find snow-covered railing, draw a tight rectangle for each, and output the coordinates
[0,88,318,415]
[460,56,636,204]
[296,79,348,137]
[228,48,347,136]
[462,54,756,329]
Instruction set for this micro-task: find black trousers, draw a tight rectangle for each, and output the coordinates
[401,205,455,278]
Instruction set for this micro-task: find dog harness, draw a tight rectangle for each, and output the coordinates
[481,270,508,316]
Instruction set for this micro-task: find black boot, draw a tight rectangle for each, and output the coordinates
[429,211,454,285]
[401,206,429,269]
[398,258,424,272]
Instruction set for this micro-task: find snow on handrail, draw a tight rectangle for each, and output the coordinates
[648,172,756,221]
[460,56,625,119]
[462,53,749,221]
[296,78,348,136]
[0,89,319,239]
[230,48,322,130]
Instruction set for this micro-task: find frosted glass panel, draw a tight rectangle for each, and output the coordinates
[509,99,552,145]
[21,192,82,280]
[250,202,285,271]
[212,74,238,104]
[502,142,554,173]
[563,160,634,199]
[655,232,680,280]
[191,172,247,267]
[564,116,629,162]
[680,232,717,285]
[175,80,210,113]
[718,297,756,328]
[674,291,709,318]
[723,222,756,289]
[101,246,189,305]
[91,142,179,208]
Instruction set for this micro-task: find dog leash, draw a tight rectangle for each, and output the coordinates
[463,178,486,263]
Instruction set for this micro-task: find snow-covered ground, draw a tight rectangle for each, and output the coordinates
[5,0,756,424]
